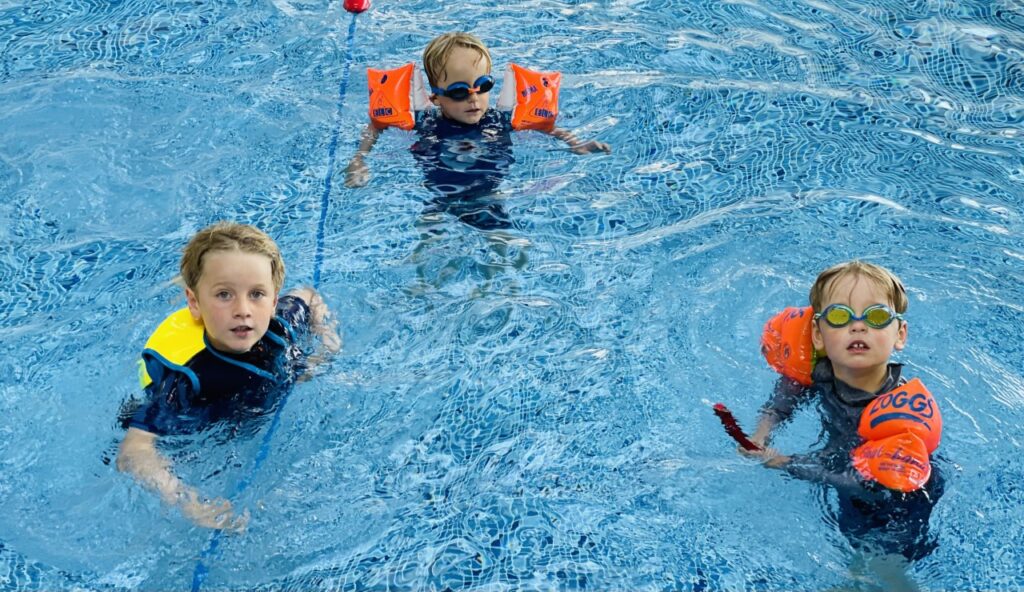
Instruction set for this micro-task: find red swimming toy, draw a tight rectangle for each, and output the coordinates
[344,0,370,13]
[713,403,763,451]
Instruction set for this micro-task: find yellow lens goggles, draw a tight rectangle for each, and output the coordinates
[814,304,903,329]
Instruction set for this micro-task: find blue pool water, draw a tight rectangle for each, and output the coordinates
[3,0,1024,589]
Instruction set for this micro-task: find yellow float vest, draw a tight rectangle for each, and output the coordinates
[137,308,205,389]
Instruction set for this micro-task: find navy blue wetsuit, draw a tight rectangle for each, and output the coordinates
[761,358,944,561]
[412,108,515,231]
[128,296,311,436]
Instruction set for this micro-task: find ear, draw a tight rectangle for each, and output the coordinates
[811,318,825,352]
[186,287,202,321]
[894,320,908,351]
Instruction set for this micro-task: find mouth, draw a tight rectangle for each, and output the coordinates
[847,340,869,352]
[231,325,254,337]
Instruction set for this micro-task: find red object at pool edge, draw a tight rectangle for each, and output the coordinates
[344,0,370,13]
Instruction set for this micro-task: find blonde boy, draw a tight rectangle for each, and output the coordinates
[117,222,338,530]
[748,261,943,580]
[751,260,911,461]
[345,32,610,188]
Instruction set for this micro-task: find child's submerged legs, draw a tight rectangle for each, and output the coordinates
[409,216,528,296]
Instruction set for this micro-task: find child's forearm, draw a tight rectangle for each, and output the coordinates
[549,127,590,150]
[118,428,246,529]
[549,126,579,146]
[749,414,779,447]
[288,287,341,353]
[351,124,381,160]
[780,456,883,499]
[345,124,382,187]
[546,126,611,154]
[751,378,805,446]
[117,428,194,506]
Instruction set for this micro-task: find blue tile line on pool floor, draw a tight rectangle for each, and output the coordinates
[190,9,361,592]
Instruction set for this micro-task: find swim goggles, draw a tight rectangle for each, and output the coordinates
[430,75,495,101]
[813,304,904,329]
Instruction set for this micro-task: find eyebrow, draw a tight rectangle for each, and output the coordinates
[207,281,272,290]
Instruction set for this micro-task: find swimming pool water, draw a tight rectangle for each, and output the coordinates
[2,0,1024,590]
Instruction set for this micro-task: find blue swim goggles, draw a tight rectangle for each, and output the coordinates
[813,304,904,329]
[430,75,495,101]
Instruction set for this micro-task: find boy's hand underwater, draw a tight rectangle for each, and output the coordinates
[738,440,791,468]
[569,139,612,154]
[345,156,370,188]
[181,493,250,533]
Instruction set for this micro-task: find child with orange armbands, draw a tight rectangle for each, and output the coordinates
[747,261,945,588]
[344,32,609,231]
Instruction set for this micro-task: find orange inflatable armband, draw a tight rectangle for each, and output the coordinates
[367,63,430,130]
[858,378,942,453]
[851,432,932,492]
[852,378,942,492]
[497,63,561,131]
[761,306,817,386]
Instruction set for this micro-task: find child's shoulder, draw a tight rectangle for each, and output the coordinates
[273,293,312,340]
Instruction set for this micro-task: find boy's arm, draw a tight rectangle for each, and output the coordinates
[286,287,341,354]
[767,453,888,502]
[117,427,247,530]
[545,126,611,154]
[747,377,807,449]
[344,124,383,188]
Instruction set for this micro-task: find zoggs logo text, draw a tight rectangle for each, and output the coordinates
[867,388,935,430]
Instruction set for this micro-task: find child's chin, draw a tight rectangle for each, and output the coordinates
[461,111,484,123]
[212,335,259,354]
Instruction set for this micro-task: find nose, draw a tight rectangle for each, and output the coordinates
[234,299,252,318]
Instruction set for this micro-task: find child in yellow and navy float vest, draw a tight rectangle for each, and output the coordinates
[344,32,610,231]
[749,261,945,569]
[117,222,340,531]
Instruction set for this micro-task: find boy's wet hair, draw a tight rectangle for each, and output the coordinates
[422,32,492,88]
[180,222,285,293]
[809,260,908,313]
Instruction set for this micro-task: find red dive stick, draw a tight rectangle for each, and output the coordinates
[713,403,763,451]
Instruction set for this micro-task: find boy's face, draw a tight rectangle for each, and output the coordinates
[432,46,491,125]
[811,274,907,384]
[186,249,278,354]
